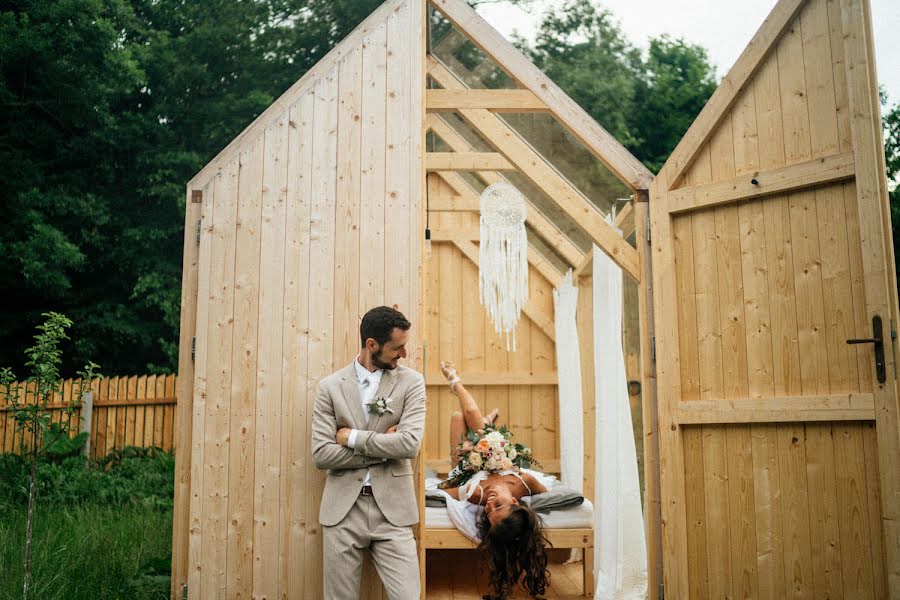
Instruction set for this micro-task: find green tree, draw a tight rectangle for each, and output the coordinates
[0,0,388,375]
[527,0,642,148]
[882,93,900,286]
[0,313,100,600]
[522,0,717,172]
[630,36,718,173]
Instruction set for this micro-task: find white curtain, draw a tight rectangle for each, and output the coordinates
[593,243,647,600]
[553,270,583,493]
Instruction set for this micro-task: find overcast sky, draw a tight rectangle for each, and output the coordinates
[475,0,900,105]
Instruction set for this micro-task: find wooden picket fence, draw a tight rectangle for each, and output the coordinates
[0,374,178,458]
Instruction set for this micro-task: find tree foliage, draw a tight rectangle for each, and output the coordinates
[880,91,900,285]
[0,0,384,374]
[525,0,717,172]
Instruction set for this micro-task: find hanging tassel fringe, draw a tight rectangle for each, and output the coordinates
[479,182,529,351]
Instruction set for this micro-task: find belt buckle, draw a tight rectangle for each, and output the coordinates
[360,485,373,496]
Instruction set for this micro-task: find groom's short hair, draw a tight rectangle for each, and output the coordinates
[360,306,411,347]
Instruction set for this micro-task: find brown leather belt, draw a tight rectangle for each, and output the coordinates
[360,485,374,496]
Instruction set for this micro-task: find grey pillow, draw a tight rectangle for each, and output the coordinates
[525,486,584,514]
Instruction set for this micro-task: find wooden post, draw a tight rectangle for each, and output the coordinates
[170,187,202,600]
[80,390,93,459]
[634,190,663,598]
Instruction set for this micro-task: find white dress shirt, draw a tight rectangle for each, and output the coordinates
[348,356,383,486]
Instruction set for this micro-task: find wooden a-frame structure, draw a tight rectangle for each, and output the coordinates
[170,0,899,597]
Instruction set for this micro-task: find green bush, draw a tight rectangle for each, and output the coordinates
[0,447,175,511]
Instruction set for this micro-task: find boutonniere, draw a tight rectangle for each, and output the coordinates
[367,396,394,416]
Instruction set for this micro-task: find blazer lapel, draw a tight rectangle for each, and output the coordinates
[339,363,367,430]
[366,368,399,430]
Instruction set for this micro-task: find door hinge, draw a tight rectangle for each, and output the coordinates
[659,582,664,600]
[191,337,196,363]
[195,220,201,244]
[650,336,656,362]
[182,583,188,600]
[645,213,652,245]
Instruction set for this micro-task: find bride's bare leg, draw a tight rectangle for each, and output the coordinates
[449,411,465,463]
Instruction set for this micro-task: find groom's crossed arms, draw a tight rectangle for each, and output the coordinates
[311,372,426,471]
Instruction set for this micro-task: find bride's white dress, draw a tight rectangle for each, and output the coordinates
[425,468,556,542]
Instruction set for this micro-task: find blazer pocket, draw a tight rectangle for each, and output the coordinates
[391,463,414,477]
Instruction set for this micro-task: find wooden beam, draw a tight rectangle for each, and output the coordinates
[170,189,202,599]
[429,195,478,211]
[426,151,514,171]
[426,89,547,112]
[668,152,856,214]
[425,371,557,385]
[433,230,563,288]
[673,394,876,424]
[428,58,641,282]
[572,201,636,278]
[427,0,654,189]
[427,116,583,267]
[661,0,806,190]
[633,193,663,597]
[451,239,556,341]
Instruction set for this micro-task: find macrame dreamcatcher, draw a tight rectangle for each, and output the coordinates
[479,182,528,351]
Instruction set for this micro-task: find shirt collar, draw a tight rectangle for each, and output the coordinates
[354,355,383,384]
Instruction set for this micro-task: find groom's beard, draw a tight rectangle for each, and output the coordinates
[372,348,398,370]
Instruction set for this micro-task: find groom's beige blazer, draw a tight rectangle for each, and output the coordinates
[311,361,426,527]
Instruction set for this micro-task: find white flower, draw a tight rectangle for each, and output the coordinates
[367,396,394,416]
[507,447,517,460]
[484,431,505,444]
[468,452,483,468]
[499,457,513,470]
[484,457,500,471]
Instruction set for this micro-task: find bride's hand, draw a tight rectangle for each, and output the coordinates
[440,361,458,381]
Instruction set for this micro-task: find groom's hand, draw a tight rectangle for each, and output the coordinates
[335,427,352,447]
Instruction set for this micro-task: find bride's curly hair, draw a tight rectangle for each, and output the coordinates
[476,504,550,599]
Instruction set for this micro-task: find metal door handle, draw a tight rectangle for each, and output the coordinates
[847,315,886,383]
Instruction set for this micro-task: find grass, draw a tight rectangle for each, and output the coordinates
[0,447,174,600]
[0,504,172,600]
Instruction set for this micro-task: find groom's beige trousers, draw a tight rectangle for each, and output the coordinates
[322,493,420,600]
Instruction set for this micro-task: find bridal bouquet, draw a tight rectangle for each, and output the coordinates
[440,424,539,489]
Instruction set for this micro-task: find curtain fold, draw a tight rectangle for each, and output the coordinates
[553,269,583,494]
[592,242,647,600]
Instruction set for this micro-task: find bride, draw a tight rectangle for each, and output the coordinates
[435,360,551,599]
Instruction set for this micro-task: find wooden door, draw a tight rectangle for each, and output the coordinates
[649,0,899,597]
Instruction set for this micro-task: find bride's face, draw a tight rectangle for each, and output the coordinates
[484,488,519,526]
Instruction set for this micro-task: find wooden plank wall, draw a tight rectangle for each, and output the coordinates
[177,1,423,598]
[0,375,177,457]
[653,0,889,596]
[424,173,559,473]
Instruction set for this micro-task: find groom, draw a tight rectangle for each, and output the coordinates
[312,306,426,599]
